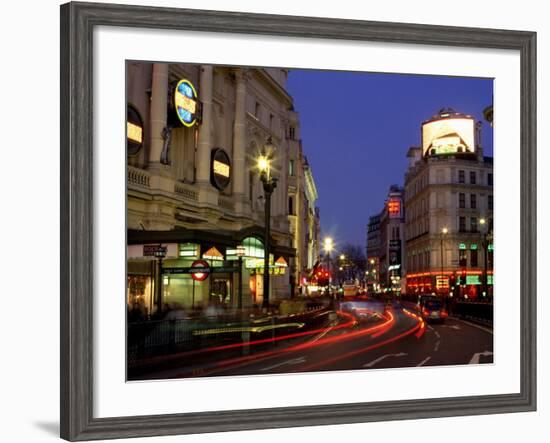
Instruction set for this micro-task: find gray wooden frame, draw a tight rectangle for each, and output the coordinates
[60,1,537,441]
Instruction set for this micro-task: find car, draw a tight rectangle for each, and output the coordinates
[418,296,448,322]
[342,283,359,297]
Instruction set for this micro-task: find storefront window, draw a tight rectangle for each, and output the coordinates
[243,237,264,258]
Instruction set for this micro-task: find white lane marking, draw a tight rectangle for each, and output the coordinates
[362,352,407,368]
[260,356,307,372]
[434,340,440,352]
[433,329,441,339]
[454,318,494,335]
[417,356,431,367]
[441,324,461,330]
[469,351,493,364]
[310,323,336,344]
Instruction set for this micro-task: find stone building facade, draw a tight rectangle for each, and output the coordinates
[126,62,319,315]
[404,109,494,299]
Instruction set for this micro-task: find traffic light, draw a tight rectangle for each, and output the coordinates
[317,269,331,286]
[450,272,457,288]
[460,269,467,285]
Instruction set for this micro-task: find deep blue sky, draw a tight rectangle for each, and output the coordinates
[286,70,493,250]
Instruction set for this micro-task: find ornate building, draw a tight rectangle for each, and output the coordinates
[404,109,494,299]
[126,62,319,315]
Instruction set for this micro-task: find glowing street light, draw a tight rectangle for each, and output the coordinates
[257,137,277,309]
[323,237,334,253]
[440,227,448,295]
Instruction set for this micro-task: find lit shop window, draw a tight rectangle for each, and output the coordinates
[127,104,144,156]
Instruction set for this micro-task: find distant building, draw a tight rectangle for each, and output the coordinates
[404,108,494,299]
[366,213,381,291]
[379,185,405,292]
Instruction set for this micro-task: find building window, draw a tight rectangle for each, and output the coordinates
[458,170,465,184]
[470,194,477,209]
[470,171,477,184]
[289,126,296,140]
[488,195,494,210]
[471,249,478,267]
[459,193,465,209]
[470,217,478,233]
[254,101,261,119]
[269,113,274,130]
[488,173,493,186]
[289,159,295,176]
[459,216,466,232]
[288,196,294,215]
[459,248,467,267]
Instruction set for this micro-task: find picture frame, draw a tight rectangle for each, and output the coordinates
[60,1,537,441]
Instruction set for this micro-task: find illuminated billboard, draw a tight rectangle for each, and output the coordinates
[387,198,402,219]
[422,115,475,157]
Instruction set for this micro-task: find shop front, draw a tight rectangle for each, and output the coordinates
[127,228,294,316]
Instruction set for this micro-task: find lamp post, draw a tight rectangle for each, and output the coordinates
[236,245,246,309]
[323,237,334,295]
[258,137,277,309]
[153,246,167,314]
[479,218,492,299]
[440,227,448,296]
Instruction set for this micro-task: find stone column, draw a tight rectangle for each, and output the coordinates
[232,69,248,212]
[196,65,214,186]
[148,63,168,169]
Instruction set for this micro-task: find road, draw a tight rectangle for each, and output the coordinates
[128,299,493,381]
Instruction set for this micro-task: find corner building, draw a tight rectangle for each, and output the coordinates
[404,109,494,299]
[126,62,319,315]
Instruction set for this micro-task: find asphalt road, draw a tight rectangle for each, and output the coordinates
[130,300,493,381]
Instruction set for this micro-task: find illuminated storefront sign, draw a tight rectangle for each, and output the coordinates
[436,276,449,289]
[174,79,198,127]
[211,148,231,190]
[127,104,144,155]
[466,275,481,285]
[422,115,475,157]
[388,199,402,218]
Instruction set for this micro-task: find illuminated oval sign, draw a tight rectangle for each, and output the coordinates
[211,148,231,190]
[190,259,210,282]
[127,104,143,156]
[174,79,198,127]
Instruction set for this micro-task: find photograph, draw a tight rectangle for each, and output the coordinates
[126,61,494,381]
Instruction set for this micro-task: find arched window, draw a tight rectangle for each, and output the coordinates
[242,237,264,258]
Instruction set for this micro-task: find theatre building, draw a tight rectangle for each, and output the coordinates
[404,108,494,300]
[126,62,316,316]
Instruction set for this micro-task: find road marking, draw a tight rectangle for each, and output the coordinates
[260,356,307,371]
[441,324,461,330]
[455,318,494,335]
[434,340,440,352]
[469,351,493,364]
[417,356,431,367]
[310,323,336,344]
[362,352,407,368]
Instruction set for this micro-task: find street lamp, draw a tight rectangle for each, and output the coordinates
[236,245,246,309]
[153,246,167,314]
[440,227,448,296]
[323,237,334,295]
[258,137,277,309]
[479,218,492,299]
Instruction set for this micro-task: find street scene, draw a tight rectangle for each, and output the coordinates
[126,62,494,381]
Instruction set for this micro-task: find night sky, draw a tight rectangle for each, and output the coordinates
[286,70,494,250]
